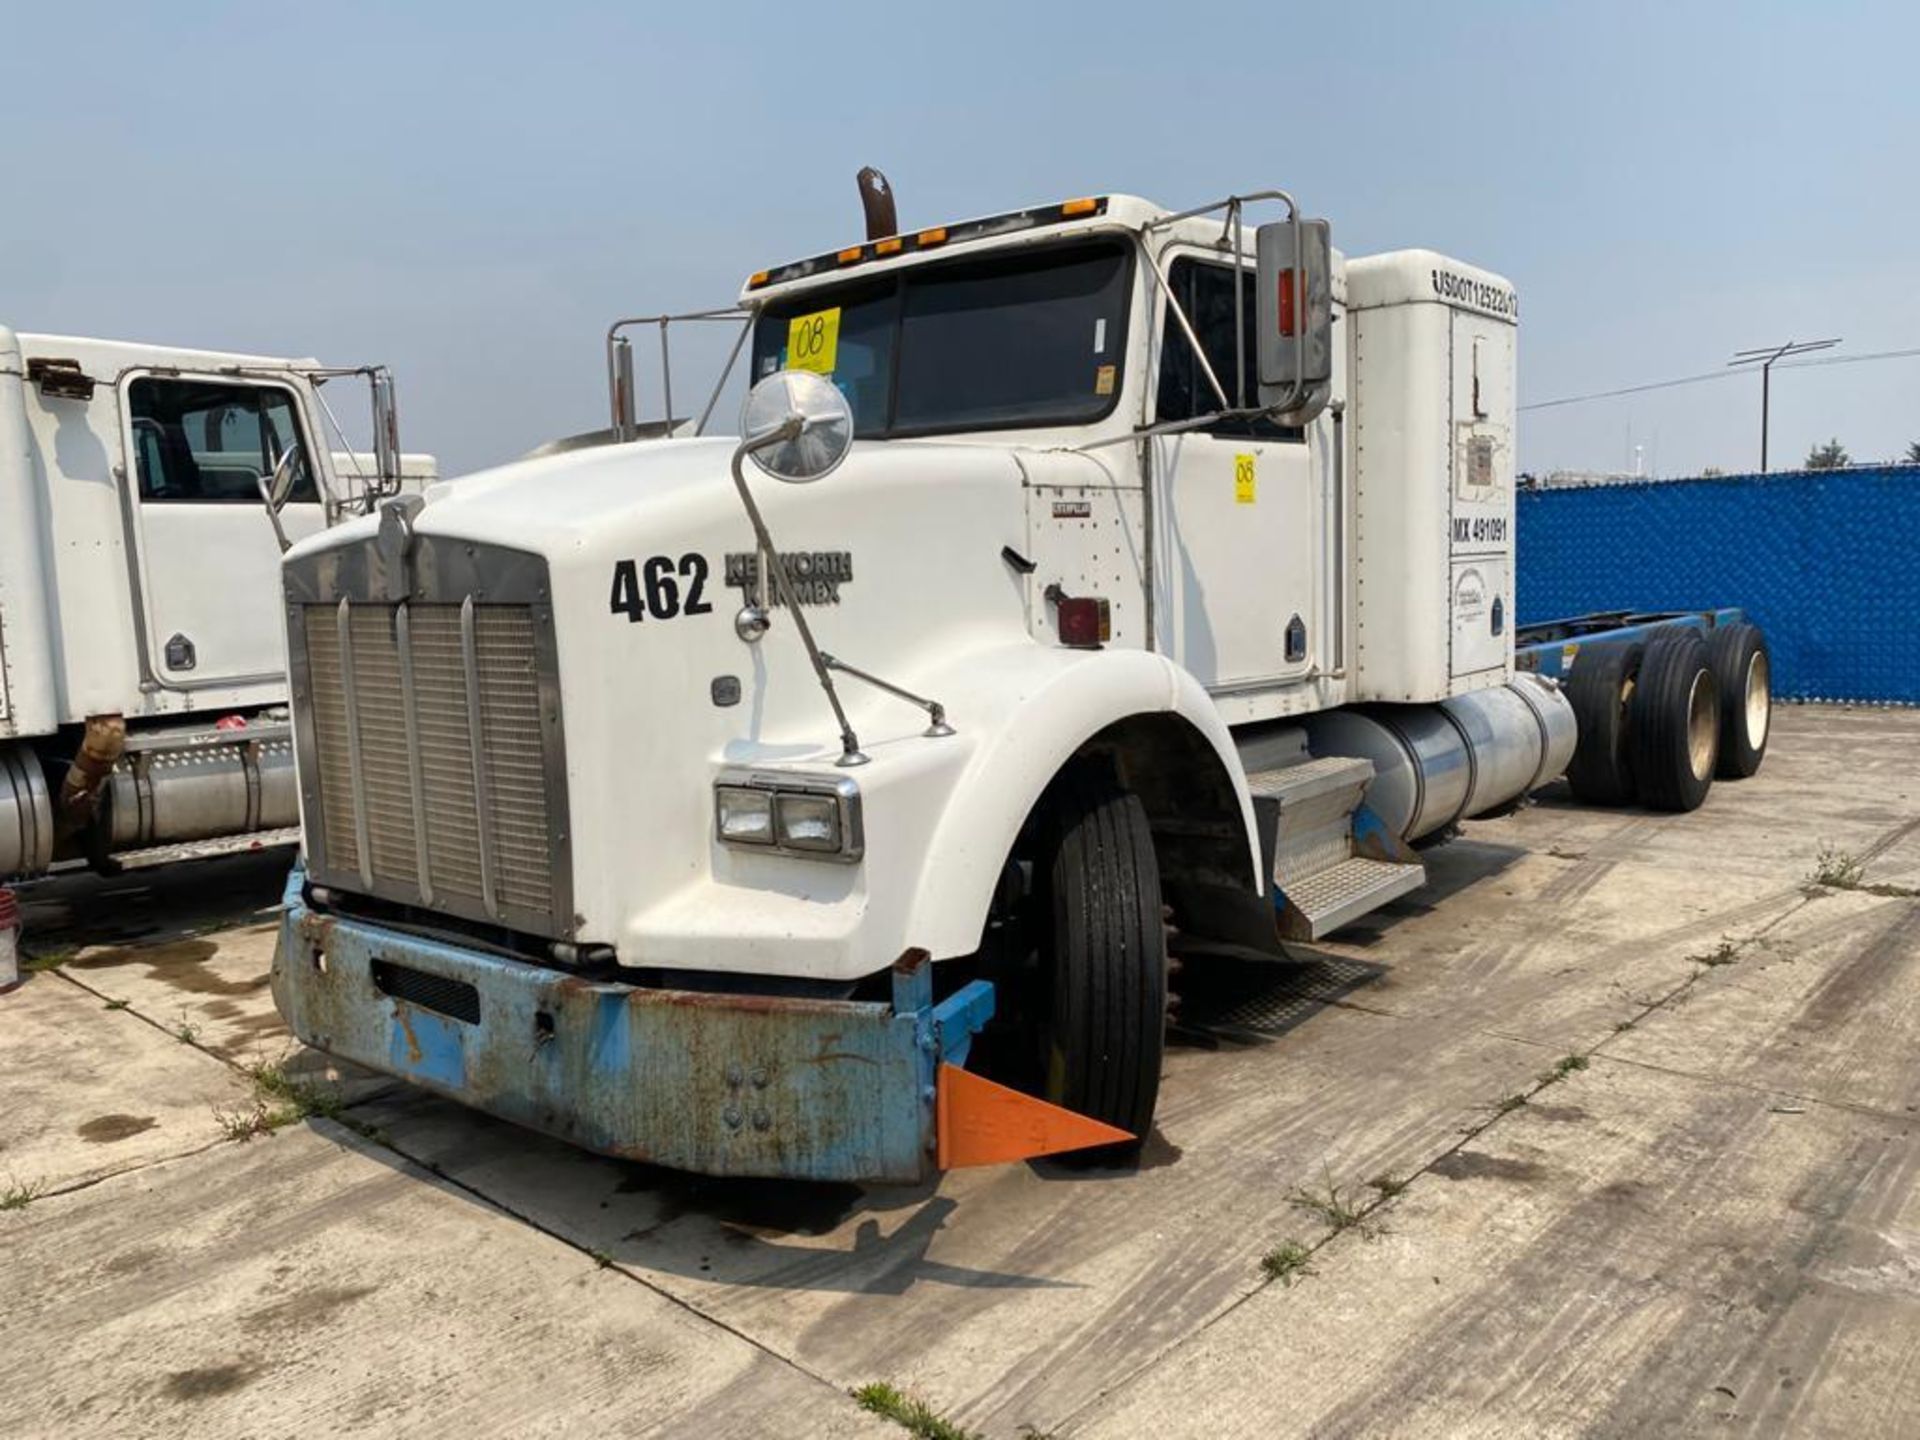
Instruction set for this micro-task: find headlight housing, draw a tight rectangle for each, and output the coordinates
[713,770,863,862]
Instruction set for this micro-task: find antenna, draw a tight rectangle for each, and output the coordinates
[1728,338,1840,472]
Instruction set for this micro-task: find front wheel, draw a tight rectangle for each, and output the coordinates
[1034,765,1168,1143]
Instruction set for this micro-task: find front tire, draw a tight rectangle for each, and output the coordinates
[1036,765,1168,1143]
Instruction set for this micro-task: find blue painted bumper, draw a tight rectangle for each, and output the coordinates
[272,866,993,1182]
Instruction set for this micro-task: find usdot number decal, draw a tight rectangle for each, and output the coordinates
[786,307,841,375]
[610,553,713,623]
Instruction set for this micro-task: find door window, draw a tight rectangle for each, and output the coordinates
[1155,257,1301,441]
[129,378,317,504]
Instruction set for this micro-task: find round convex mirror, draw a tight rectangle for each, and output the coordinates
[739,370,854,483]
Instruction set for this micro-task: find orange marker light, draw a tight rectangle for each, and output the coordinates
[915,227,948,247]
[1061,197,1098,217]
[837,246,864,265]
[748,270,770,288]
[935,1063,1133,1169]
[874,237,904,256]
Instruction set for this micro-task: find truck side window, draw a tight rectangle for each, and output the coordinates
[129,378,318,504]
[1156,257,1302,442]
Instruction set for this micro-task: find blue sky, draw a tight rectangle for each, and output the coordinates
[4,2,1915,477]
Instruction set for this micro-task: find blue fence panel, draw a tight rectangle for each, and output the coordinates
[1517,468,1920,704]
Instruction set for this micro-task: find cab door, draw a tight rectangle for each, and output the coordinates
[120,374,327,688]
[1150,254,1318,692]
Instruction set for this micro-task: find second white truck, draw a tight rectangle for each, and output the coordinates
[1,328,427,881]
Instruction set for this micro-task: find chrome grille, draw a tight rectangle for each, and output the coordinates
[292,548,570,939]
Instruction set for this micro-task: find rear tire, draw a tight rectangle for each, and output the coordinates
[1629,630,1720,812]
[1564,641,1644,806]
[1707,622,1770,778]
[1036,764,1167,1144]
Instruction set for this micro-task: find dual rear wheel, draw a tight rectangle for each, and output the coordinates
[1564,622,1771,812]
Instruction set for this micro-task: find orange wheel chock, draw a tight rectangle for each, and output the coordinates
[935,1063,1134,1170]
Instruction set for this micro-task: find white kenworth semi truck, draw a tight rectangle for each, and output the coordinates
[0,327,423,882]
[272,188,1773,1182]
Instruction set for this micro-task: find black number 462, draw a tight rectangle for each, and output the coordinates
[610,553,712,622]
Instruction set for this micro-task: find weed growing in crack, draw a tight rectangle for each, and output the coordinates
[1260,1240,1315,1285]
[1689,939,1740,968]
[213,1101,276,1143]
[1287,1167,1374,1236]
[213,1059,347,1143]
[1,1176,46,1211]
[1810,845,1865,891]
[852,1382,981,1440]
[246,1060,344,1123]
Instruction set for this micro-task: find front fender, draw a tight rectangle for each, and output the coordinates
[904,643,1261,961]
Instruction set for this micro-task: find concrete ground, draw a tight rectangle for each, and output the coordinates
[4,704,1918,1439]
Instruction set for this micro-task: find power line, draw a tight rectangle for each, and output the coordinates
[1519,343,1920,414]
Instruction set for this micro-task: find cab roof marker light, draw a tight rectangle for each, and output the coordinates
[748,270,771,289]
[746,199,1109,292]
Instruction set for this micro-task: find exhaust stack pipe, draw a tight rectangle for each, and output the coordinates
[857,167,897,241]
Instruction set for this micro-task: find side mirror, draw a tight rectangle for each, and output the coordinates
[372,370,402,494]
[256,438,301,553]
[263,438,302,510]
[1255,216,1333,424]
[739,370,854,483]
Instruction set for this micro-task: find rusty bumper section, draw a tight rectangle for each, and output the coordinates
[272,866,993,1182]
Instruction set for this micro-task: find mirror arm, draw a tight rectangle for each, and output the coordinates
[729,426,870,767]
[255,472,293,554]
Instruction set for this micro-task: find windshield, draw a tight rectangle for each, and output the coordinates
[750,238,1133,438]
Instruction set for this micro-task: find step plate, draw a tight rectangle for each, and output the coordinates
[1244,754,1375,805]
[113,828,302,871]
[1279,856,1427,941]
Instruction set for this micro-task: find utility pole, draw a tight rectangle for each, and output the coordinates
[1729,339,1840,472]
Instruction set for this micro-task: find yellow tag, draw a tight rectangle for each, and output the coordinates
[786,307,841,375]
[1561,642,1580,671]
[1094,364,1116,396]
[1234,453,1257,504]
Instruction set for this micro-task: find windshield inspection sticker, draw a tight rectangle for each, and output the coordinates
[1235,453,1257,504]
[786,307,841,375]
[1094,364,1116,396]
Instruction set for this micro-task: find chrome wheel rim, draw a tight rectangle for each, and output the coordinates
[1687,671,1717,780]
[1745,651,1771,748]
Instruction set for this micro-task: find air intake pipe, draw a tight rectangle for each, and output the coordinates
[1302,675,1576,843]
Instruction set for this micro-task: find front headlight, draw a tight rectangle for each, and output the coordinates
[714,771,862,862]
[715,786,775,845]
[775,792,840,852]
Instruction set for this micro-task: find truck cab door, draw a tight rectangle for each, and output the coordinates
[119,374,328,689]
[1149,255,1318,693]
